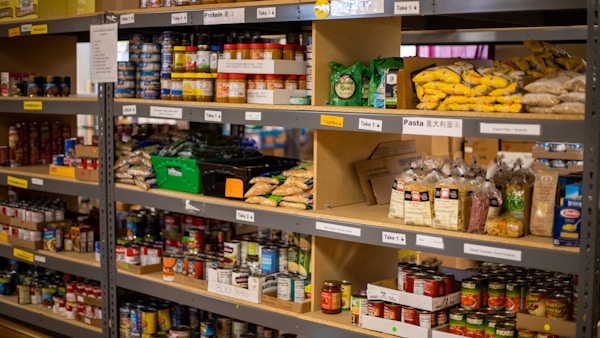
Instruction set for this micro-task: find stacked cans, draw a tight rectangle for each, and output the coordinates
[115,61,136,98]
[138,42,162,100]
[160,31,178,100]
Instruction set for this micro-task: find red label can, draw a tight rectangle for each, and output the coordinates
[402,306,418,325]
[424,276,444,297]
[418,310,436,328]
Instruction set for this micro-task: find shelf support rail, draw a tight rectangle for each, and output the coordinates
[580,1,600,337]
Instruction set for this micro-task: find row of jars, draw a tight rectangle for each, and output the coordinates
[173,43,306,73]
[163,72,307,102]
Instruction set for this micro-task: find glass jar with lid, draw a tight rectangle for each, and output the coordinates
[222,44,237,60]
[294,45,306,61]
[265,74,284,90]
[215,73,230,103]
[250,43,264,60]
[170,72,184,101]
[228,73,247,103]
[321,280,342,314]
[298,75,307,90]
[196,73,215,102]
[236,43,251,60]
[283,44,295,60]
[184,46,198,72]
[263,43,282,60]
[284,75,298,90]
[172,46,186,72]
[182,72,196,101]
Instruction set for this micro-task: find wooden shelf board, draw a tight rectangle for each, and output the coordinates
[299,311,400,337]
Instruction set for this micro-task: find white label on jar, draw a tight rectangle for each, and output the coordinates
[264,51,273,60]
[205,110,222,122]
[171,12,188,25]
[257,7,276,19]
[120,13,135,25]
[197,80,214,97]
[229,81,246,98]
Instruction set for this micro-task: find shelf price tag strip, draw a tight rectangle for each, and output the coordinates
[480,122,541,136]
[320,115,344,128]
[415,234,444,249]
[23,101,42,111]
[464,243,522,262]
[150,106,182,119]
[13,248,34,263]
[204,8,245,25]
[122,105,137,116]
[7,176,28,189]
[236,210,255,223]
[315,221,361,237]
[330,0,384,16]
[402,117,463,137]
[171,12,189,25]
[394,1,420,15]
[20,24,31,34]
[245,111,262,121]
[30,24,48,35]
[205,110,222,122]
[382,231,406,245]
[31,178,43,186]
[257,7,276,19]
[358,117,382,132]
[120,13,135,25]
[8,27,20,37]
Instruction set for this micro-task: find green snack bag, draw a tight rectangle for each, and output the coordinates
[329,61,364,106]
[368,57,404,108]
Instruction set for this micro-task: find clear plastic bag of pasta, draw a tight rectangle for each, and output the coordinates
[388,161,419,219]
[468,161,503,234]
[404,158,443,227]
[432,164,464,231]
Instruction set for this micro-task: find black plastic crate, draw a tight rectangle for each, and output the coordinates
[198,156,300,199]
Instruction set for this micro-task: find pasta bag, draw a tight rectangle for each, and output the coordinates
[468,162,503,234]
[388,162,419,219]
[404,159,443,227]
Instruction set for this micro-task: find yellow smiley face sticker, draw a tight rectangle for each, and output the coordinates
[314,0,330,19]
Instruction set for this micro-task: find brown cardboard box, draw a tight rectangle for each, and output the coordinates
[75,144,99,158]
[354,144,422,205]
[76,168,99,182]
[419,252,480,270]
[516,313,575,337]
[463,138,499,165]
[95,0,138,11]
[501,140,535,153]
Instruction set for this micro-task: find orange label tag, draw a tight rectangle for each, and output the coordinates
[225,178,244,198]
[8,27,20,37]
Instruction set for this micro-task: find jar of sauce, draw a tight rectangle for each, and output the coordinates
[172,46,186,72]
[284,75,298,90]
[215,73,230,103]
[263,43,282,60]
[265,74,284,90]
[223,44,237,60]
[250,43,264,60]
[182,72,196,101]
[282,44,295,60]
[298,75,307,90]
[236,43,251,60]
[170,72,183,101]
[228,73,247,103]
[294,45,305,61]
[184,46,198,72]
[321,280,342,314]
[196,73,215,102]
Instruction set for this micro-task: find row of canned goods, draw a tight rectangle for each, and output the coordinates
[448,307,517,337]
[0,199,65,223]
[366,298,449,329]
[397,262,455,296]
[119,299,286,337]
[460,273,576,321]
[116,238,164,266]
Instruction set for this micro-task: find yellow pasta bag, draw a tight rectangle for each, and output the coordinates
[416,84,425,100]
[421,95,442,103]
[412,67,442,83]
[423,88,448,99]
[494,103,523,113]
[481,73,510,88]
[461,69,483,86]
[509,57,531,71]
[436,65,463,83]
[443,95,470,104]
[556,56,586,72]
[471,103,496,112]
[495,94,522,104]
[422,81,443,90]
[436,102,448,111]
[488,82,519,96]
[469,96,496,104]
[448,103,473,111]
[441,83,472,96]
[416,101,439,110]
[471,84,492,96]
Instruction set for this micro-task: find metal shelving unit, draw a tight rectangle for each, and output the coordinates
[0,167,100,199]
[0,0,597,336]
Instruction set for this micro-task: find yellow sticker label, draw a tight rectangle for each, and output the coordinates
[8,27,20,38]
[7,176,28,189]
[320,114,344,128]
[23,101,43,111]
[544,323,550,331]
[31,24,48,35]
[13,248,34,263]
[225,178,244,199]
[314,0,330,19]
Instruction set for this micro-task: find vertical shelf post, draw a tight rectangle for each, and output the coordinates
[579,0,600,336]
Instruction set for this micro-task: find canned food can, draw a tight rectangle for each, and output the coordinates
[170,304,187,327]
[465,312,485,338]
[292,276,306,303]
[341,280,352,311]
[130,304,144,332]
[188,307,200,331]
[17,283,31,304]
[224,240,241,267]
[287,246,299,274]
[461,277,482,310]
[231,266,249,288]
[157,303,172,332]
[526,288,548,316]
[383,302,401,320]
[545,293,569,319]
[449,308,469,335]
[484,314,506,338]
[231,320,247,337]
[424,275,444,297]
[436,308,448,326]
[169,325,191,337]
[142,307,157,334]
[278,245,288,272]
[505,279,525,312]
[488,278,506,310]
[200,321,214,336]
[418,310,436,328]
[163,254,177,281]
[495,322,516,337]
[217,266,233,285]
[277,274,293,301]
[367,300,384,317]
[517,328,537,337]
[215,317,231,337]
[350,290,367,326]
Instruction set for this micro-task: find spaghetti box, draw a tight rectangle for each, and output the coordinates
[553,198,582,247]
